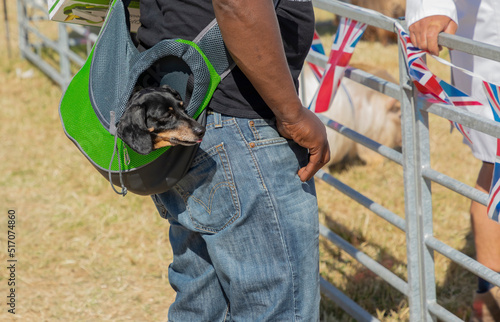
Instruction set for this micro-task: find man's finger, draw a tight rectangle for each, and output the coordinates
[427,30,440,55]
[410,32,418,49]
[297,147,329,182]
[417,32,428,52]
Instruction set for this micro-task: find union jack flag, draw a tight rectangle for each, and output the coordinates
[307,30,325,81]
[308,17,366,113]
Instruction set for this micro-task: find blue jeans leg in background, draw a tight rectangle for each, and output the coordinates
[152,111,320,321]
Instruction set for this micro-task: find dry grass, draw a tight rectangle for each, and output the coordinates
[0,4,174,321]
[0,3,482,321]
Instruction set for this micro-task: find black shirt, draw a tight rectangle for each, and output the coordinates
[137,0,315,119]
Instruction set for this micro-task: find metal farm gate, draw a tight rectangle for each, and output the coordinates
[309,1,500,321]
[17,0,500,320]
[17,0,96,89]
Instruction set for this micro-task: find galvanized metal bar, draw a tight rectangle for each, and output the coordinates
[304,50,326,68]
[319,224,408,295]
[58,23,72,89]
[398,34,432,321]
[413,67,438,322]
[320,277,381,322]
[421,167,488,206]
[438,32,500,63]
[67,24,98,43]
[22,22,86,66]
[312,0,396,33]
[17,0,88,89]
[3,0,11,59]
[16,0,28,59]
[21,49,65,85]
[316,114,403,165]
[425,236,500,287]
[423,101,500,139]
[25,0,48,13]
[305,50,401,100]
[427,302,463,322]
[300,71,308,107]
[344,67,401,101]
[316,169,406,231]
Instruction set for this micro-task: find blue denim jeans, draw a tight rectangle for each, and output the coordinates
[152,111,320,321]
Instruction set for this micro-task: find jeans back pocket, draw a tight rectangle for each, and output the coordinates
[167,143,240,233]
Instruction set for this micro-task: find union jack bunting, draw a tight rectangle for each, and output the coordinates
[396,24,481,144]
[307,30,325,81]
[397,23,500,223]
[483,82,500,221]
[487,140,500,222]
[483,82,500,120]
[438,80,479,144]
[308,17,366,113]
[489,166,500,222]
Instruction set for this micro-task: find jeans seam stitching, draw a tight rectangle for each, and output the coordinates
[222,303,230,322]
[233,120,268,191]
[263,180,299,320]
[217,144,241,220]
[252,138,288,147]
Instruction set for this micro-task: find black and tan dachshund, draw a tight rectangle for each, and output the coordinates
[117,85,205,155]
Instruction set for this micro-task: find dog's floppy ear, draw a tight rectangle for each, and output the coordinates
[160,84,183,101]
[160,84,176,93]
[117,104,154,155]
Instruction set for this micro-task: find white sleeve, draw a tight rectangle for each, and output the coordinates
[405,0,458,27]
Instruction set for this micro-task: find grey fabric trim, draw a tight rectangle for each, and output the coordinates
[193,18,218,44]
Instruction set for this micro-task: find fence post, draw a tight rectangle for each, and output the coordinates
[398,35,437,321]
[16,0,28,59]
[58,23,71,90]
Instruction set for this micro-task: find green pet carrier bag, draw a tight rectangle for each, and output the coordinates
[59,0,235,196]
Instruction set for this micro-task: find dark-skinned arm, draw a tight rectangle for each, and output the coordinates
[212,0,330,182]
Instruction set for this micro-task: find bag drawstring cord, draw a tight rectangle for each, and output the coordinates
[108,111,127,196]
[108,133,128,196]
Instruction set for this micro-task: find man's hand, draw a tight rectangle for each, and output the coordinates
[277,107,330,182]
[214,0,330,182]
[408,15,458,56]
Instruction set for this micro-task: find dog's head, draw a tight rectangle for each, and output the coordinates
[117,85,205,155]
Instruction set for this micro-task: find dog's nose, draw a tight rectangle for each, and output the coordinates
[194,126,206,137]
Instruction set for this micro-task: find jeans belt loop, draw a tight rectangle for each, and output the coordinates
[213,111,223,128]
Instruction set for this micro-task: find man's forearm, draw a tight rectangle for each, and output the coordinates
[213,0,330,181]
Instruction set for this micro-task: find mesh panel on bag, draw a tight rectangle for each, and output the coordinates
[196,25,233,76]
[88,1,137,129]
